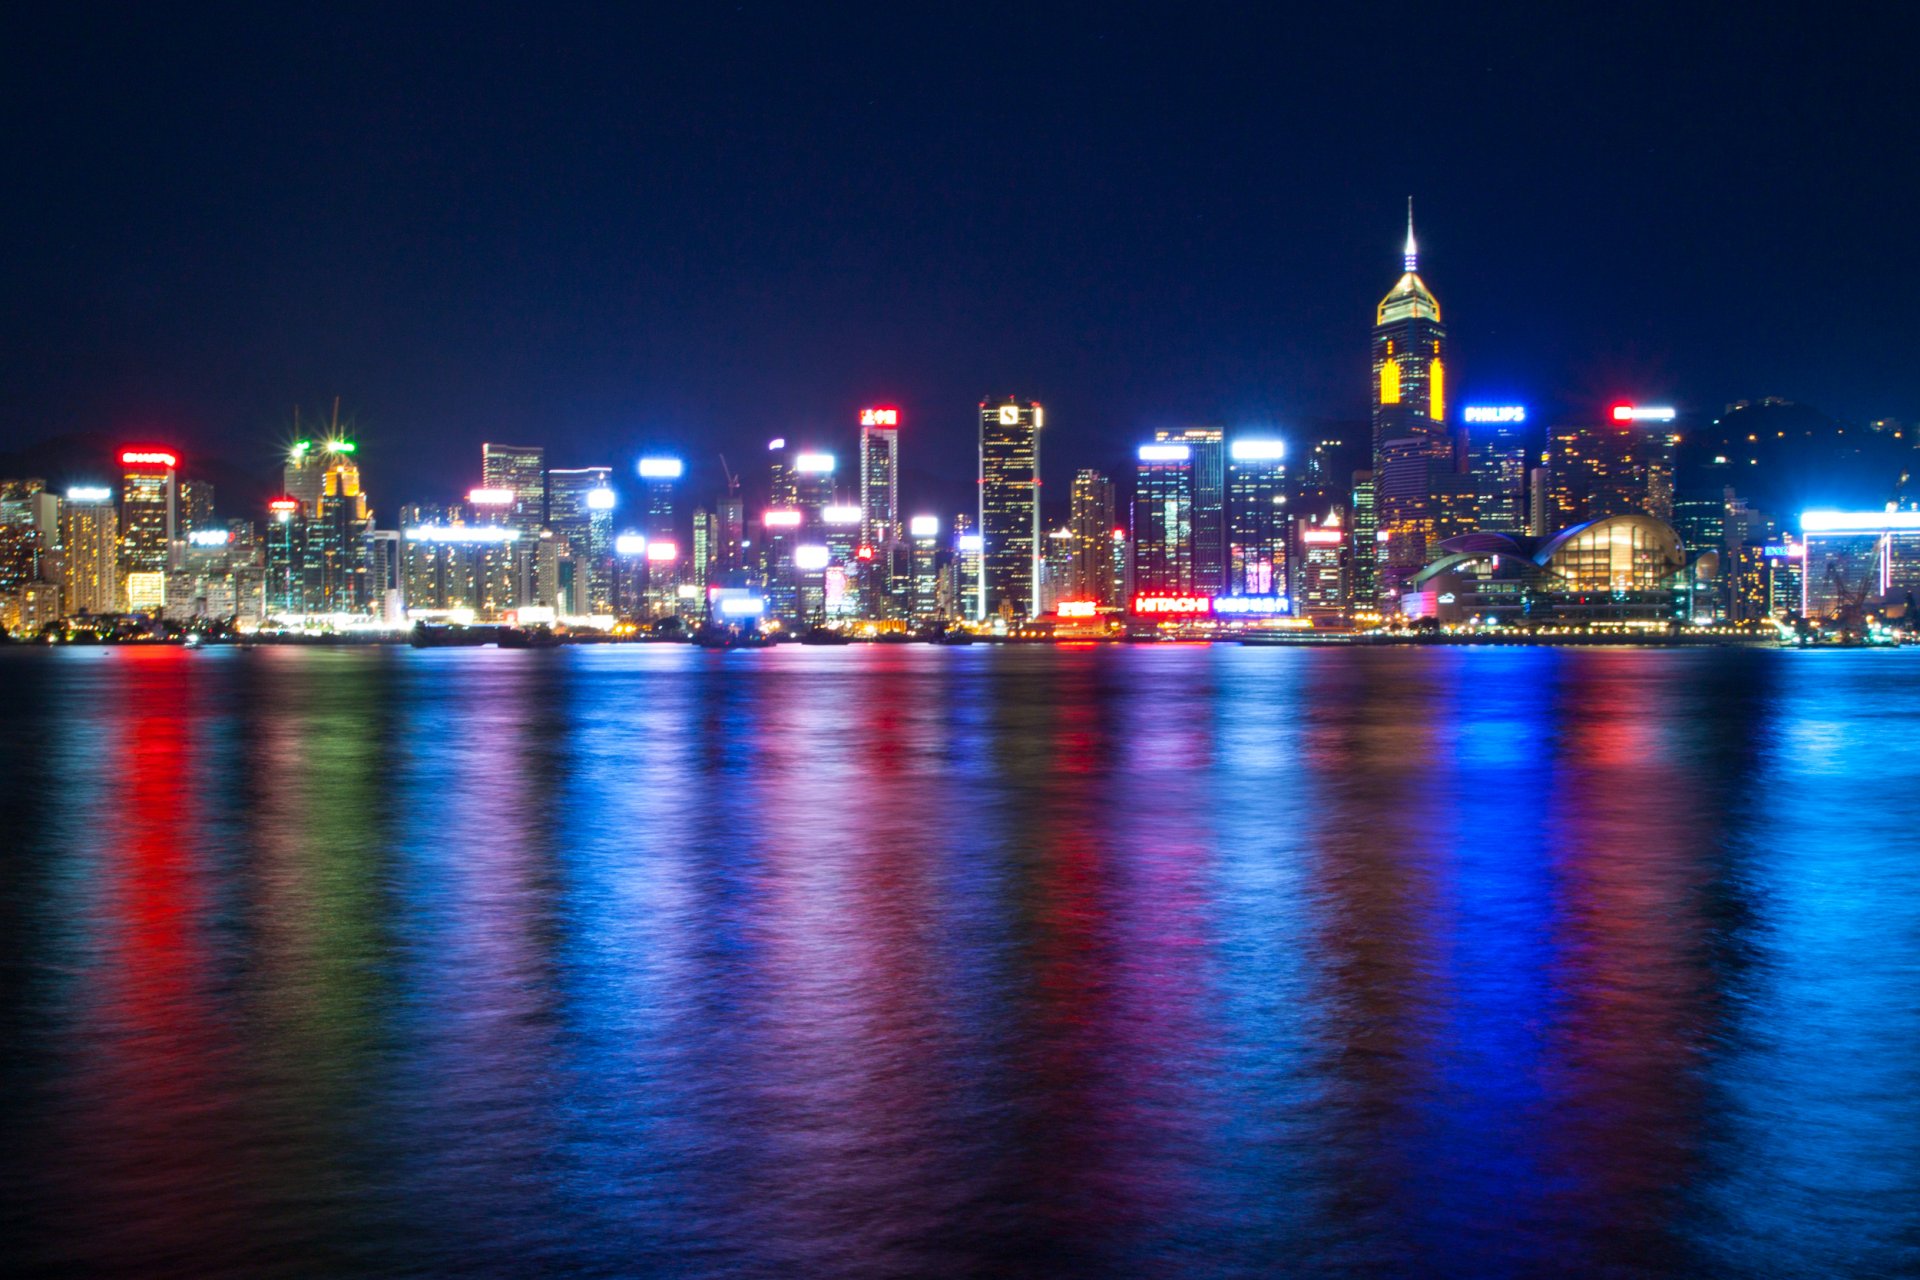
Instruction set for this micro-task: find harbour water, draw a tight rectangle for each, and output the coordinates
[2,645,1917,1278]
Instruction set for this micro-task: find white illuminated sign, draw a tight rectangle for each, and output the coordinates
[998,405,1019,425]
[615,533,647,555]
[794,544,831,570]
[66,486,112,503]
[908,515,939,537]
[405,525,519,543]
[186,529,231,547]
[822,505,862,525]
[1801,509,1920,533]
[468,487,514,505]
[1229,439,1286,461]
[1612,406,1677,423]
[1138,444,1191,462]
[637,457,684,479]
[586,487,617,510]
[1463,405,1527,424]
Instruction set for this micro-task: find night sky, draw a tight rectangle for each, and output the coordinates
[4,4,1914,512]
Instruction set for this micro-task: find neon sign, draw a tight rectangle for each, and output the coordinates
[645,540,678,562]
[860,407,899,427]
[1302,528,1344,545]
[615,534,647,555]
[908,515,939,537]
[186,529,231,547]
[1229,439,1286,461]
[1138,444,1191,462]
[120,449,178,468]
[763,509,803,528]
[1464,405,1527,424]
[793,453,835,473]
[586,487,617,510]
[823,505,861,525]
[66,486,112,503]
[1133,595,1212,615]
[468,487,514,505]
[1057,600,1099,618]
[637,457,684,479]
[1612,405,1677,423]
[1212,595,1290,615]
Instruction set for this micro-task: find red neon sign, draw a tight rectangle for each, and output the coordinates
[120,449,178,469]
[1133,595,1213,615]
[860,407,900,427]
[856,544,875,561]
[267,498,299,512]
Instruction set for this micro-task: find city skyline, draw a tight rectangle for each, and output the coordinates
[6,8,1919,510]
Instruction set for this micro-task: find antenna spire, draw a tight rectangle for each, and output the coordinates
[1403,196,1418,273]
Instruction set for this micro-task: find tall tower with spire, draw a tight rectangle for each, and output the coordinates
[1369,198,1451,608]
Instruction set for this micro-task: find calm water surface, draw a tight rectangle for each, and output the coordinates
[2,645,1917,1278]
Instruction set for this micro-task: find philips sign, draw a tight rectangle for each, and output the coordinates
[1463,406,1527,424]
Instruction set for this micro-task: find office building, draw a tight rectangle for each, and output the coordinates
[118,446,178,608]
[1226,438,1287,596]
[1068,469,1118,606]
[1132,442,1194,596]
[1465,423,1529,533]
[859,406,900,548]
[1548,409,1679,528]
[549,467,615,613]
[60,487,118,616]
[1154,427,1227,593]
[1371,202,1450,604]
[978,398,1043,620]
[483,443,546,535]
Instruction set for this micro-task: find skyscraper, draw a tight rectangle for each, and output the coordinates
[858,406,900,548]
[1068,469,1118,606]
[1548,411,1679,529]
[978,398,1042,620]
[1371,201,1449,604]
[1132,442,1195,596]
[482,443,546,535]
[1154,428,1226,593]
[118,446,177,609]
[1465,423,1530,533]
[548,467,615,612]
[59,487,118,616]
[1226,438,1288,596]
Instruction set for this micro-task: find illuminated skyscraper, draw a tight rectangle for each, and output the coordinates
[1068,469,1118,606]
[118,446,177,609]
[637,456,684,541]
[482,443,546,535]
[1155,428,1226,593]
[284,440,327,512]
[858,406,900,547]
[1132,442,1194,596]
[1371,200,1450,604]
[1548,410,1679,529]
[549,467,615,612]
[1465,423,1530,533]
[1226,438,1288,595]
[908,515,943,621]
[59,487,118,616]
[978,398,1042,620]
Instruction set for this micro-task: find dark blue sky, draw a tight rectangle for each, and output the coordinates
[4,3,1914,510]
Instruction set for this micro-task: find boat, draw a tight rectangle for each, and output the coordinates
[798,626,853,645]
[693,624,773,649]
[497,625,562,648]
[410,622,495,647]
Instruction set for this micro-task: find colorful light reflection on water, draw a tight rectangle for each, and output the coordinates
[2,645,1918,1278]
